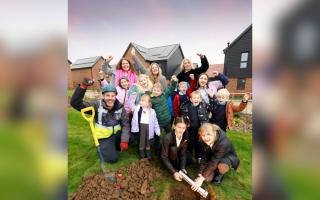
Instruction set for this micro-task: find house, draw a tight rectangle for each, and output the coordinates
[223,25,252,93]
[122,42,185,79]
[70,56,105,89]
[207,64,224,78]
[67,60,73,90]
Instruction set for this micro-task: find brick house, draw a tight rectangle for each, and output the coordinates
[70,56,105,90]
[67,60,73,90]
[122,42,185,79]
[207,64,224,78]
[223,25,252,93]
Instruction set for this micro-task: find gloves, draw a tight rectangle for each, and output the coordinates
[80,77,94,89]
[120,142,128,151]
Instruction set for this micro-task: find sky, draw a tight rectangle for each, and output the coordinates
[68,0,251,65]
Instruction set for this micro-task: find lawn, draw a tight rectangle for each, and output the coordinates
[68,107,252,199]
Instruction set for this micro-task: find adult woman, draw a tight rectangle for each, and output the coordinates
[131,48,167,90]
[114,56,138,87]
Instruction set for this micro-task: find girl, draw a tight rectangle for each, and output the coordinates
[191,123,239,190]
[161,117,190,181]
[176,53,209,85]
[115,58,138,87]
[131,48,167,90]
[131,95,160,159]
[127,74,153,106]
[116,76,131,117]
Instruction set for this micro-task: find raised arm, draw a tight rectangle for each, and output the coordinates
[194,53,209,75]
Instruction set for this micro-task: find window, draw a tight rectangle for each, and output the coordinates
[240,52,249,68]
[237,78,246,90]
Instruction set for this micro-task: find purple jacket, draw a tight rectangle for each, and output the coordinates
[116,86,131,115]
[131,105,161,140]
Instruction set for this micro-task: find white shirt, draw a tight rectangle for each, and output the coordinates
[176,136,182,147]
[140,108,150,124]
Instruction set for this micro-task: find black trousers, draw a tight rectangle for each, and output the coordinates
[98,133,121,163]
[187,127,201,158]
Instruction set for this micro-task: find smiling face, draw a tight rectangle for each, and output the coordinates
[198,74,208,87]
[178,82,187,94]
[102,92,117,109]
[120,78,129,89]
[152,84,163,97]
[199,123,218,146]
[175,122,187,139]
[121,59,130,71]
[183,59,192,72]
[216,88,230,104]
[140,95,151,109]
[190,92,201,106]
[139,76,148,88]
[150,63,160,75]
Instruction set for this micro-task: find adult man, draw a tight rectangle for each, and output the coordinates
[70,78,130,163]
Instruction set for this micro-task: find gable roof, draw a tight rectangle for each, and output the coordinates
[223,24,252,53]
[71,56,103,69]
[124,42,183,61]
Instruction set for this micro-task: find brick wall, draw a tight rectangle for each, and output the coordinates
[226,77,252,93]
[67,63,73,90]
[71,68,92,88]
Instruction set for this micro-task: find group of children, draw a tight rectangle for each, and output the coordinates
[95,52,250,186]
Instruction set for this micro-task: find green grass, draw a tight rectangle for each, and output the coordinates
[68,108,252,199]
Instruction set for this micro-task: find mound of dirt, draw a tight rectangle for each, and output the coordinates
[71,159,161,200]
[233,114,252,133]
[168,183,216,200]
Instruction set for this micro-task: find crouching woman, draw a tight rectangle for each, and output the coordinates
[191,123,239,191]
[161,117,190,181]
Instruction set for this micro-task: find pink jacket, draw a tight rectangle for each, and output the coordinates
[116,86,131,115]
[115,69,137,87]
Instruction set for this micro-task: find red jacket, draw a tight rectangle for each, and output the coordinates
[173,79,195,117]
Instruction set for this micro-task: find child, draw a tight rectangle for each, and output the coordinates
[115,58,138,87]
[131,95,160,159]
[191,123,239,189]
[208,88,250,132]
[150,75,178,134]
[180,91,209,162]
[128,74,153,106]
[116,76,131,117]
[161,117,190,181]
[173,74,195,117]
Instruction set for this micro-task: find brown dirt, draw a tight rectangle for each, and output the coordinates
[232,114,252,133]
[168,183,217,200]
[71,159,161,200]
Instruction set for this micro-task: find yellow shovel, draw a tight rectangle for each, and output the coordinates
[81,106,115,182]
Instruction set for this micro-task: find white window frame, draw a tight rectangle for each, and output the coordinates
[240,52,249,69]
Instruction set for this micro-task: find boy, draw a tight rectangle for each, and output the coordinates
[181,91,209,162]
[208,88,250,132]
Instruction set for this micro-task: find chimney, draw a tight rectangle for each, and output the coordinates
[227,42,230,46]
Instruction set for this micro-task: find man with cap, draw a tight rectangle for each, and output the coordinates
[70,78,130,163]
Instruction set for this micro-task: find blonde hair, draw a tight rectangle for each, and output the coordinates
[180,58,193,71]
[153,82,163,91]
[140,94,152,108]
[190,91,201,98]
[198,123,219,138]
[178,81,188,87]
[137,74,153,92]
[148,62,163,83]
[216,88,230,100]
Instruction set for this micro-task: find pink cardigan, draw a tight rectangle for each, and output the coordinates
[115,69,137,87]
[116,86,131,115]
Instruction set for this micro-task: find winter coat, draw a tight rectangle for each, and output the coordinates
[161,131,188,174]
[177,55,209,84]
[70,86,130,142]
[131,105,161,140]
[150,80,177,126]
[209,98,248,129]
[127,84,152,106]
[116,86,131,115]
[207,73,229,96]
[199,129,240,180]
[115,69,137,87]
[180,100,209,128]
[173,79,195,117]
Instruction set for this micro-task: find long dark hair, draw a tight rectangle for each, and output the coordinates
[174,116,190,127]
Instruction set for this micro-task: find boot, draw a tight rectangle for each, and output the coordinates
[213,173,224,185]
[139,149,145,159]
[146,150,152,160]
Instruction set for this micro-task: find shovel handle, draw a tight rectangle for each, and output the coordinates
[81,106,99,146]
[81,106,95,122]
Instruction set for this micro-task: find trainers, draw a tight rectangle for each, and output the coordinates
[213,174,224,185]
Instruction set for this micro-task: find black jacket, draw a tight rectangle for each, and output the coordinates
[161,131,188,174]
[180,100,209,128]
[70,86,130,142]
[177,55,209,83]
[199,129,240,179]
